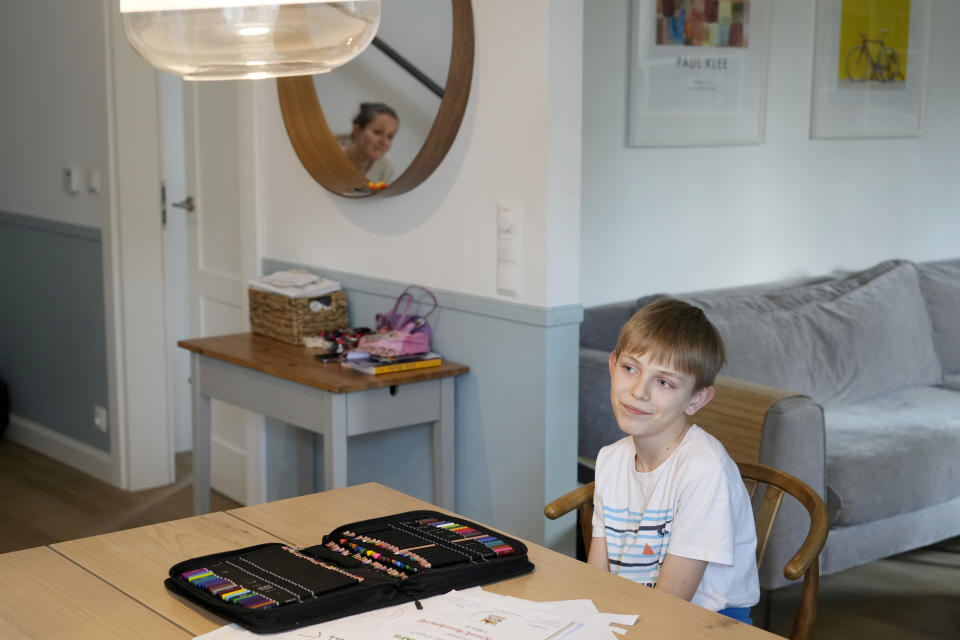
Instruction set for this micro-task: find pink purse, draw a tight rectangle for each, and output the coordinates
[358,285,437,357]
[356,329,430,357]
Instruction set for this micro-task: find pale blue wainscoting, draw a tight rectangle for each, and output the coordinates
[0,211,109,452]
[262,258,583,550]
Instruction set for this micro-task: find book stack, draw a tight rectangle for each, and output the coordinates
[341,352,442,375]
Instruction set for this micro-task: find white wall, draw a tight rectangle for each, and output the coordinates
[0,0,105,228]
[255,0,582,308]
[581,0,960,307]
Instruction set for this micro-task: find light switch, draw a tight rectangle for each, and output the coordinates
[87,168,101,193]
[62,166,81,194]
[497,263,520,297]
[497,235,519,264]
[496,201,522,297]
[497,202,517,233]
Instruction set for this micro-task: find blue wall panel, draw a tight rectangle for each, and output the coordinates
[262,258,583,548]
[0,212,109,451]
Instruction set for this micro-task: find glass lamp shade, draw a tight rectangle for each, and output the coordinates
[120,0,381,80]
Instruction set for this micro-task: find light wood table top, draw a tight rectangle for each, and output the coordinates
[229,483,778,639]
[0,546,188,640]
[35,483,777,639]
[51,512,284,637]
[178,333,469,393]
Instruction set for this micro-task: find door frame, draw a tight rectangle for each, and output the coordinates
[100,0,264,494]
[100,0,174,491]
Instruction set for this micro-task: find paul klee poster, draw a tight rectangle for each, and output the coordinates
[629,0,769,146]
[656,0,750,47]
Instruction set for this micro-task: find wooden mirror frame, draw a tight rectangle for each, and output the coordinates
[277,0,474,198]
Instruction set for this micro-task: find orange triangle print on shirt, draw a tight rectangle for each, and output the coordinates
[643,543,655,555]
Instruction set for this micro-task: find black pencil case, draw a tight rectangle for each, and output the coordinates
[164,509,535,634]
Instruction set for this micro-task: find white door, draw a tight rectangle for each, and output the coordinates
[179,80,266,505]
[159,72,192,454]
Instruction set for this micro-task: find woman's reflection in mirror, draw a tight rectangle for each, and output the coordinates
[339,102,399,184]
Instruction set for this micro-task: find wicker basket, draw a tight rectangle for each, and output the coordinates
[249,288,350,345]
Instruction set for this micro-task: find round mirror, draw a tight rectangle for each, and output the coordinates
[277,0,474,198]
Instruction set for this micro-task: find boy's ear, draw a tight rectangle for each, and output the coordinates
[684,385,715,416]
[608,351,617,376]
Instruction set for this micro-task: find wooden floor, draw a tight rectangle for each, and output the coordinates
[1,438,958,638]
[765,536,960,639]
[0,439,239,552]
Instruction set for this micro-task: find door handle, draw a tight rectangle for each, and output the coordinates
[172,196,195,212]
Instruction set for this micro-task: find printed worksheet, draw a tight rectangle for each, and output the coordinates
[194,588,637,640]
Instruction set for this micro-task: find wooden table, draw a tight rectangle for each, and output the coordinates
[30,483,778,639]
[51,512,286,635]
[179,333,469,513]
[0,546,188,639]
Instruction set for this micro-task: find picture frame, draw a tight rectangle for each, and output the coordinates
[627,0,772,148]
[810,0,932,139]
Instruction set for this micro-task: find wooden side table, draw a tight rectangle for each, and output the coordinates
[178,333,469,514]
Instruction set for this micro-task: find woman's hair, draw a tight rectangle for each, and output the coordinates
[352,102,399,130]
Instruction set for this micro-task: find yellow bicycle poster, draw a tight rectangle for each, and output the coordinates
[811,0,931,138]
[837,0,911,83]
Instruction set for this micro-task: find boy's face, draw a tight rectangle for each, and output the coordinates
[608,349,714,442]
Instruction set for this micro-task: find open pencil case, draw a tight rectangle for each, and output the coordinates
[164,509,535,633]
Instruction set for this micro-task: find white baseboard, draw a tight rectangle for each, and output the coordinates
[6,414,114,485]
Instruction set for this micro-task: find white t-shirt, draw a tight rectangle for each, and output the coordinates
[591,425,759,612]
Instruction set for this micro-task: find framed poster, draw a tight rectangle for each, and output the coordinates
[628,0,772,147]
[810,0,932,139]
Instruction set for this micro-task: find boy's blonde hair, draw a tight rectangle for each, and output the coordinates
[614,298,726,390]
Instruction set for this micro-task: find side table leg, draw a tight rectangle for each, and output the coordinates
[433,377,455,509]
[296,430,315,496]
[324,394,348,490]
[191,354,212,514]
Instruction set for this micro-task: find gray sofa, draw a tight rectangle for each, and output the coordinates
[578,258,960,590]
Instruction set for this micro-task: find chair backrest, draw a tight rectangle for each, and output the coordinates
[736,461,828,640]
[544,462,828,640]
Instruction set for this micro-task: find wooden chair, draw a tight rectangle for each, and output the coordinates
[544,461,829,640]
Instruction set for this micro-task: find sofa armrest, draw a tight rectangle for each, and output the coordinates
[701,376,826,591]
[698,376,825,490]
[578,347,622,462]
[697,376,800,465]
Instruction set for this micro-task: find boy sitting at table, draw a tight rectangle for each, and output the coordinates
[588,298,759,624]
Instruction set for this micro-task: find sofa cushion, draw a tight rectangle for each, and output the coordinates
[823,386,960,526]
[681,261,942,407]
[579,347,623,459]
[679,273,836,313]
[579,294,664,351]
[918,258,960,374]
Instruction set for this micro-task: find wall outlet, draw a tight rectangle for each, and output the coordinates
[93,405,108,433]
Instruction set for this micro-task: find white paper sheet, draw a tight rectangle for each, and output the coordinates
[194,588,638,640]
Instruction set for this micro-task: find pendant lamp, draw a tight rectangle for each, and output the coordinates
[120,0,381,81]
